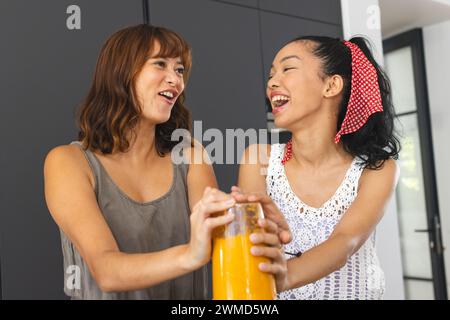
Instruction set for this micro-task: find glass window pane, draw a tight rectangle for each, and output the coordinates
[385,46,417,114]
[396,114,433,279]
[404,279,434,300]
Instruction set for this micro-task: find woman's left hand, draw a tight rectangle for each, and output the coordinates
[231,186,292,244]
[250,218,289,293]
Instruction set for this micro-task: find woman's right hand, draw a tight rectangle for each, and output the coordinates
[184,187,236,270]
[231,186,292,245]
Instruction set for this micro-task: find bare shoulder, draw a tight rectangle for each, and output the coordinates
[182,138,208,164]
[359,158,399,193]
[183,137,216,181]
[237,144,272,193]
[241,143,272,166]
[45,144,81,161]
[44,144,94,187]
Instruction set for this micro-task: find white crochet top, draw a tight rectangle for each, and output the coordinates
[267,143,385,300]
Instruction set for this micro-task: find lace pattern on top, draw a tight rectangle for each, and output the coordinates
[266,143,385,300]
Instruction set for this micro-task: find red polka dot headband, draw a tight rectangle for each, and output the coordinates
[335,40,383,143]
[282,40,383,165]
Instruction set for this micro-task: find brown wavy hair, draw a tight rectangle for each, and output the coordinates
[77,24,192,155]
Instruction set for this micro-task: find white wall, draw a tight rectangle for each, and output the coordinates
[341,0,405,300]
[423,19,450,294]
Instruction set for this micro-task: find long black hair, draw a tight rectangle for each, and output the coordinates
[288,36,400,169]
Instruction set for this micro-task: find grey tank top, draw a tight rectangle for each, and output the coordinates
[60,141,208,300]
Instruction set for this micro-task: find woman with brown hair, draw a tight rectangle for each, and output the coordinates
[44,24,288,299]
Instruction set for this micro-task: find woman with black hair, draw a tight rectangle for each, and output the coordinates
[235,36,400,299]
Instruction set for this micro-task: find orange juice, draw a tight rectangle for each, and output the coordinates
[212,203,276,300]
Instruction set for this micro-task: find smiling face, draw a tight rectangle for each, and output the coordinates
[267,41,329,131]
[134,41,185,124]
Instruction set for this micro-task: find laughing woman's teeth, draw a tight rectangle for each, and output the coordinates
[271,95,290,107]
[160,91,174,98]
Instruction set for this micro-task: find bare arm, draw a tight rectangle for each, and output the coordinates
[185,139,219,209]
[236,144,291,243]
[44,144,232,293]
[236,144,291,292]
[237,143,271,194]
[285,159,399,289]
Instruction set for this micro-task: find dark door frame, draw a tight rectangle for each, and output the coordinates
[383,28,447,300]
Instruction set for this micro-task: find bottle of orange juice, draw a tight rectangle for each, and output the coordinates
[212,202,277,300]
